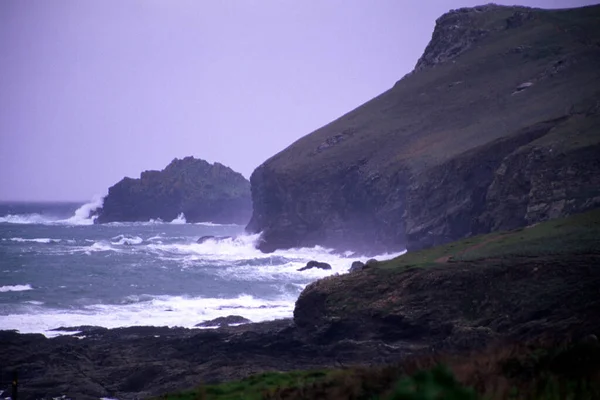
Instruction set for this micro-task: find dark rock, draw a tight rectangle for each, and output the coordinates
[245,4,600,254]
[348,261,365,273]
[96,157,252,225]
[295,254,600,347]
[197,235,232,244]
[297,260,332,272]
[195,315,252,327]
[365,259,379,267]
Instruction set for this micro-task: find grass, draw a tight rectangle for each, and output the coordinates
[378,208,600,269]
[154,340,600,399]
[154,370,331,400]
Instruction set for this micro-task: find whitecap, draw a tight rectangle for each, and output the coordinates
[111,234,143,245]
[0,213,54,224]
[170,213,187,224]
[58,195,103,225]
[0,284,33,292]
[0,293,294,336]
[0,195,104,226]
[9,237,61,244]
[195,221,242,227]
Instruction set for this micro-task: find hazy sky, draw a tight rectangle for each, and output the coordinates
[1,0,597,201]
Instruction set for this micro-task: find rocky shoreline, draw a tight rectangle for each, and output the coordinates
[2,252,598,400]
[0,319,417,400]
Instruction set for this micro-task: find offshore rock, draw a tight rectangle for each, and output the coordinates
[96,157,251,225]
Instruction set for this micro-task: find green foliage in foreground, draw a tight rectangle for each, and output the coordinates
[155,341,600,400]
[155,370,329,400]
[378,208,600,269]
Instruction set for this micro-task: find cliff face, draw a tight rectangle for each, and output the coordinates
[96,157,252,224]
[247,4,600,253]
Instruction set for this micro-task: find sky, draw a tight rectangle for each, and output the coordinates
[1,0,598,201]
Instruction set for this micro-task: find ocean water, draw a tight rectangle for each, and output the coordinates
[0,201,404,337]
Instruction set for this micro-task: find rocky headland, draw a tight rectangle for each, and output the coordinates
[95,157,252,225]
[247,4,600,254]
[2,4,600,400]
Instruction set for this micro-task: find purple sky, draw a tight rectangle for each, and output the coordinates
[1,0,598,201]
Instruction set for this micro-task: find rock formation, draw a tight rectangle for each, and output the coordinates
[96,157,252,225]
[247,4,600,253]
[297,260,332,272]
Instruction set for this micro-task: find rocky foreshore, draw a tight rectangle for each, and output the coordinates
[0,319,418,400]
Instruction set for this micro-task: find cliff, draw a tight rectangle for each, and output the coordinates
[247,4,600,253]
[96,157,252,224]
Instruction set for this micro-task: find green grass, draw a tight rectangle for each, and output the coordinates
[154,370,330,400]
[378,208,600,269]
[154,341,600,399]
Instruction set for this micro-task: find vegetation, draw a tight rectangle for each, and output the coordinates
[378,208,600,269]
[154,340,600,399]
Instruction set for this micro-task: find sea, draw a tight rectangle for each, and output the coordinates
[0,200,403,337]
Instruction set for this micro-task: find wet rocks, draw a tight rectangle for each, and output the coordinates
[197,235,233,244]
[297,260,332,272]
[349,261,365,273]
[195,315,252,327]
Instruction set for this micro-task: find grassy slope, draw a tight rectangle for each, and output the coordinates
[263,5,600,178]
[379,208,600,268]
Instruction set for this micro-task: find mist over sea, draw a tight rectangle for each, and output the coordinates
[0,201,402,337]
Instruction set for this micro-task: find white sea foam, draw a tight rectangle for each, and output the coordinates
[195,221,241,227]
[0,213,53,224]
[0,293,294,337]
[85,241,117,253]
[0,284,33,292]
[170,213,187,224]
[60,195,103,225]
[0,196,103,226]
[8,237,61,244]
[111,234,143,245]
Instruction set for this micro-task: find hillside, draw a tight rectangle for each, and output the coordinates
[247,4,600,253]
[95,157,252,224]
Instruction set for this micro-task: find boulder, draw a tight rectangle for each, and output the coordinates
[349,261,366,273]
[297,260,332,272]
[365,259,379,267]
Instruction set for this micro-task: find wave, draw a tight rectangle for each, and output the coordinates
[0,196,103,226]
[7,237,61,244]
[60,195,103,225]
[0,293,294,336]
[0,213,53,224]
[195,221,242,227]
[146,233,406,280]
[0,284,33,292]
[111,235,143,245]
[170,213,187,224]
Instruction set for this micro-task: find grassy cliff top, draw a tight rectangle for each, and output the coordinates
[257,4,600,179]
[380,207,600,269]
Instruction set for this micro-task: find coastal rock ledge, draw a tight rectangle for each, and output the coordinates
[96,157,252,224]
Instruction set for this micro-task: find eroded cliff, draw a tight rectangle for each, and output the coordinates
[247,4,600,253]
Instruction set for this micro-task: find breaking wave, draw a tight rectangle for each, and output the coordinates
[0,196,103,226]
[3,293,294,336]
[170,213,187,224]
[0,284,33,293]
